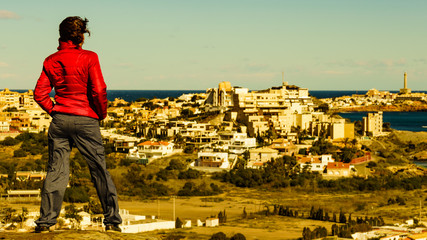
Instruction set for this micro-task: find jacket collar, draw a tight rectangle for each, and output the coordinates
[57,40,82,50]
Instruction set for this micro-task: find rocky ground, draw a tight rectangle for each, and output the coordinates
[0,231,161,240]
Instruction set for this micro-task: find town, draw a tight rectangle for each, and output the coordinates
[0,76,426,239]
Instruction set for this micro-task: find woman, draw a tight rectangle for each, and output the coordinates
[34,16,122,233]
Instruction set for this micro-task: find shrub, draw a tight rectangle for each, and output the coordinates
[119,157,134,167]
[183,145,194,154]
[178,168,201,179]
[230,233,246,240]
[13,149,27,158]
[167,159,186,171]
[210,232,227,240]
[175,217,183,228]
[64,186,90,203]
[1,137,19,146]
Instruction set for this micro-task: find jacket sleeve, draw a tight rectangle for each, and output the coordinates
[88,53,108,120]
[34,64,54,114]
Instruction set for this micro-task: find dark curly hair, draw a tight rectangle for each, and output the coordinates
[59,16,90,45]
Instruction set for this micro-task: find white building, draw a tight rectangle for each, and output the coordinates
[194,151,230,169]
[206,218,219,227]
[223,132,257,155]
[137,141,174,158]
[297,154,335,172]
[247,147,279,169]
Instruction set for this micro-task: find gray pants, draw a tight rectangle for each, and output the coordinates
[35,113,122,227]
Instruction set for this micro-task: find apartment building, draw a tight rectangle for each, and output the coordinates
[0,89,38,109]
[363,111,383,137]
[310,113,354,140]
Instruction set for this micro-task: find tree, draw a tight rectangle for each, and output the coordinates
[230,233,246,240]
[302,227,311,240]
[339,211,347,224]
[242,207,247,219]
[218,209,227,223]
[331,224,339,236]
[178,168,201,179]
[1,207,16,224]
[1,137,19,146]
[84,197,103,214]
[173,134,185,148]
[180,108,193,119]
[64,186,90,203]
[65,204,82,229]
[210,232,227,240]
[167,159,186,171]
[12,207,28,228]
[13,149,27,158]
[175,217,183,228]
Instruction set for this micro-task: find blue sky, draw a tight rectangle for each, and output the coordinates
[1,0,426,90]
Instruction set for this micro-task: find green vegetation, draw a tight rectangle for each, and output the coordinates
[209,232,246,240]
[214,154,426,192]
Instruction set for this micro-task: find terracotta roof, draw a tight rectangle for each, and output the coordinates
[298,156,322,164]
[252,162,264,166]
[250,147,278,153]
[138,141,171,146]
[327,162,350,169]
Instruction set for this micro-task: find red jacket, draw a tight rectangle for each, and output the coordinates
[34,41,107,120]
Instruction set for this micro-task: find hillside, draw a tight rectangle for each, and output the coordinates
[0,231,161,240]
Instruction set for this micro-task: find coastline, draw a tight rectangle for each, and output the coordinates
[332,104,427,113]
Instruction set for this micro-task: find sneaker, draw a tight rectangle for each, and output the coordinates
[35,225,50,233]
[105,224,122,232]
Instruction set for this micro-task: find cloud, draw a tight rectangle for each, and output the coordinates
[0,62,9,67]
[377,58,406,67]
[319,70,349,75]
[326,58,407,69]
[0,10,20,19]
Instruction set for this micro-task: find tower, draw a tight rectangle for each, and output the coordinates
[399,72,411,94]
[404,72,407,89]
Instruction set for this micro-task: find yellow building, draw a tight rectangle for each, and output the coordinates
[363,111,383,137]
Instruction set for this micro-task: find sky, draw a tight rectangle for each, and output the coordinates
[1,0,427,91]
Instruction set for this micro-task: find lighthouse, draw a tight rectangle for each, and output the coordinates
[399,72,411,94]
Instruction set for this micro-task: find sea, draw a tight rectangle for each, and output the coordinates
[9,89,427,132]
[338,112,427,132]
